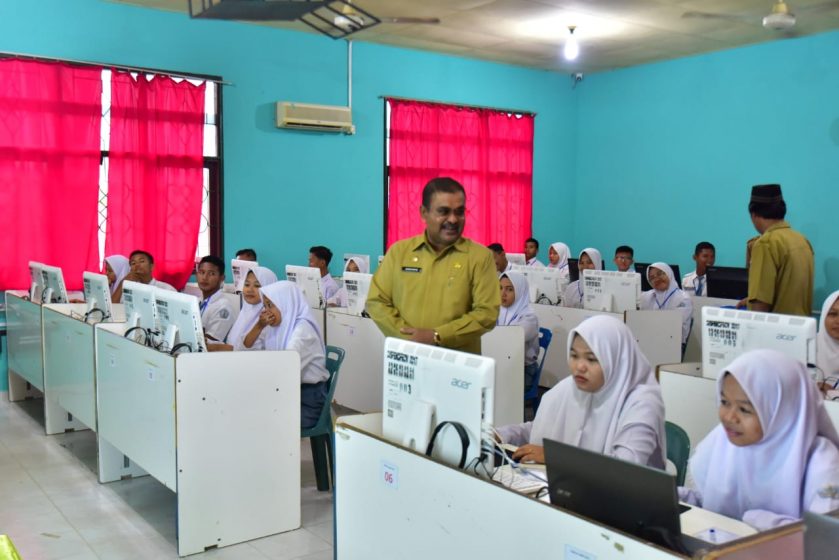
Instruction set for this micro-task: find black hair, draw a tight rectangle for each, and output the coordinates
[309,246,333,265]
[199,255,225,275]
[694,241,716,256]
[487,243,504,254]
[614,245,634,257]
[748,200,787,220]
[129,250,154,265]
[421,177,466,209]
[525,238,539,249]
[235,248,257,260]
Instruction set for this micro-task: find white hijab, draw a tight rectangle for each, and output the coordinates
[530,314,666,468]
[225,267,277,350]
[548,242,571,270]
[345,256,369,274]
[643,262,681,307]
[689,350,839,522]
[578,247,603,271]
[817,291,839,379]
[104,255,129,294]
[497,272,535,326]
[259,280,325,352]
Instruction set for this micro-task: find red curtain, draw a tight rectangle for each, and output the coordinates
[387,99,534,249]
[105,72,205,290]
[0,59,102,290]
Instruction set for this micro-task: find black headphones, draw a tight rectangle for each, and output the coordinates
[425,420,470,469]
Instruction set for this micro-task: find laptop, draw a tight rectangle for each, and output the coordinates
[544,439,715,555]
[804,510,839,560]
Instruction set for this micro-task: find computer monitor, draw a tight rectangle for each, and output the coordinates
[635,263,682,292]
[28,261,45,301]
[545,439,692,554]
[568,258,579,283]
[582,269,641,313]
[82,272,114,323]
[285,265,324,309]
[506,252,526,266]
[154,290,207,354]
[701,307,817,380]
[40,265,68,304]
[230,258,258,292]
[122,280,159,345]
[343,271,372,316]
[804,510,839,560]
[705,266,748,300]
[509,265,566,306]
[343,253,370,273]
[381,337,495,471]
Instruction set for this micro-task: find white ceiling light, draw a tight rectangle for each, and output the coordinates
[564,26,579,61]
[516,12,625,41]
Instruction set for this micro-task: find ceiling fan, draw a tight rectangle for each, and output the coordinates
[682,0,839,34]
[306,0,440,38]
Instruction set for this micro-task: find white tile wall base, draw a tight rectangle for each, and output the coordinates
[0,392,335,559]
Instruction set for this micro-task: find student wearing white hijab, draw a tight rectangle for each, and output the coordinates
[817,290,839,384]
[497,315,666,469]
[680,350,839,530]
[562,248,603,309]
[498,272,540,390]
[260,281,330,429]
[639,263,693,348]
[327,257,369,308]
[104,255,130,299]
[209,267,278,352]
[546,242,572,281]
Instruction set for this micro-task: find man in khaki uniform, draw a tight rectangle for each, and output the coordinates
[367,177,500,354]
[746,184,814,317]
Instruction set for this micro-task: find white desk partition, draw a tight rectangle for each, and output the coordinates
[481,326,524,427]
[532,305,622,387]
[6,291,45,399]
[95,328,301,556]
[658,363,720,451]
[327,309,385,412]
[42,303,126,435]
[335,413,804,560]
[625,309,682,369]
[683,296,740,363]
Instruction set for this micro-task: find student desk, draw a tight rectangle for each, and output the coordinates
[94,326,301,556]
[325,308,525,425]
[5,291,45,401]
[532,305,682,387]
[334,413,804,560]
[683,296,740,363]
[659,363,839,451]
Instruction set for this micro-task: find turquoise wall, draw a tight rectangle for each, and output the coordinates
[574,32,839,304]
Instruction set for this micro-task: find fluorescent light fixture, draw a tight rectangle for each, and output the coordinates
[564,26,579,61]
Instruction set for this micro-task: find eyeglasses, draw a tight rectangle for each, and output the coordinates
[615,256,633,261]
[648,270,668,281]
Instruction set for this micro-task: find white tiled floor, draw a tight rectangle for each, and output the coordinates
[0,394,335,559]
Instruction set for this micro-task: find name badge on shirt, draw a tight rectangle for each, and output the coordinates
[401,266,422,273]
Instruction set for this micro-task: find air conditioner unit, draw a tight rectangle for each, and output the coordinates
[276,102,355,134]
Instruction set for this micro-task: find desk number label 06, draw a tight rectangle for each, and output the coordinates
[381,461,398,490]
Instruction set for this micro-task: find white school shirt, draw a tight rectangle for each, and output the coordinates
[200,290,236,342]
[640,263,693,345]
[320,274,340,303]
[288,321,330,385]
[682,270,707,297]
[563,280,584,309]
[526,257,545,268]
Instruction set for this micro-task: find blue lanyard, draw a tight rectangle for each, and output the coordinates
[577,282,584,304]
[199,296,210,315]
[654,289,677,309]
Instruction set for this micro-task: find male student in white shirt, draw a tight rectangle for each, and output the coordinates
[234,248,257,262]
[488,243,513,275]
[524,237,545,267]
[308,245,339,302]
[196,255,236,343]
[682,241,716,297]
[112,249,177,302]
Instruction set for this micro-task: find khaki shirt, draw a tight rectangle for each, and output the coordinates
[747,221,814,317]
[367,233,500,354]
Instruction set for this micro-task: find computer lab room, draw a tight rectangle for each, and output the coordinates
[1,0,838,558]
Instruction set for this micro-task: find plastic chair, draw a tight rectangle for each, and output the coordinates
[524,328,552,416]
[665,421,691,486]
[302,345,345,492]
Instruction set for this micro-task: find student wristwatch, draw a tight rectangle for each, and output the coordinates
[433,331,441,346]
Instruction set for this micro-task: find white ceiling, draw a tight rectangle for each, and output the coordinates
[111,0,839,72]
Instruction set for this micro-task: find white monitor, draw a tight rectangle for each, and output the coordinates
[582,269,641,313]
[285,265,324,309]
[155,290,207,354]
[701,307,817,380]
[40,265,68,304]
[381,337,495,471]
[510,265,566,306]
[231,258,258,292]
[343,253,370,273]
[82,272,114,323]
[122,280,159,345]
[506,252,526,266]
[28,261,45,301]
[343,272,372,316]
